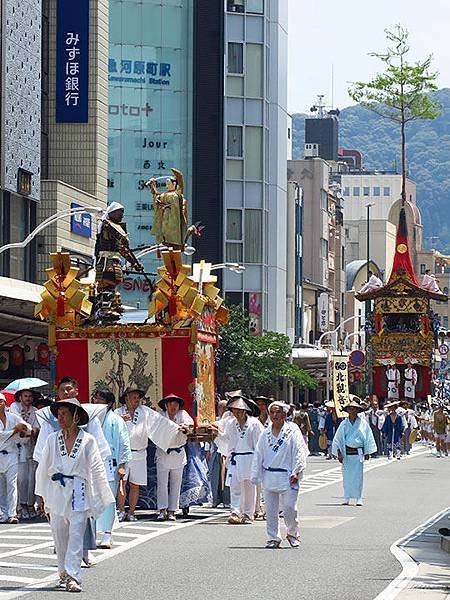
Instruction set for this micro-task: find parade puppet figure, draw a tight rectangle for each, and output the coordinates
[94,202,144,321]
[404,361,418,400]
[146,169,203,250]
[385,363,400,400]
[421,269,441,293]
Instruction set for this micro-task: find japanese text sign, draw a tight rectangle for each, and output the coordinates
[56,0,89,123]
[332,355,350,418]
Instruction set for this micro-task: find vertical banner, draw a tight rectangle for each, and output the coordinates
[56,0,89,123]
[332,354,350,417]
[318,292,329,333]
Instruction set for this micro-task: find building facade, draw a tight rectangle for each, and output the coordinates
[288,157,345,343]
[221,0,289,333]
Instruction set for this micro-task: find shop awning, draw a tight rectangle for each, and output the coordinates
[0,277,46,342]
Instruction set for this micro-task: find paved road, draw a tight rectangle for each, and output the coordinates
[0,446,449,600]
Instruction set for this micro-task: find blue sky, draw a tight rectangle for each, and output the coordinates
[287,0,450,114]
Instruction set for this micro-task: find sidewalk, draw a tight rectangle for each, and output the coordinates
[395,510,450,599]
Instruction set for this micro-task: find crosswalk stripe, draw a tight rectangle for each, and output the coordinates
[0,574,39,584]
[0,562,57,572]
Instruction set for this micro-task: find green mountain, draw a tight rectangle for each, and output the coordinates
[292,88,450,254]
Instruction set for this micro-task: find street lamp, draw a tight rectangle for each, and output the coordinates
[0,206,103,256]
[210,262,245,274]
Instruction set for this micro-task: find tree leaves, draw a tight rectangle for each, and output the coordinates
[216,305,318,396]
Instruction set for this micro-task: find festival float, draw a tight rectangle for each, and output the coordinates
[356,208,447,401]
[34,169,228,434]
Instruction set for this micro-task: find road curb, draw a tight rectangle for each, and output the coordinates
[373,506,450,600]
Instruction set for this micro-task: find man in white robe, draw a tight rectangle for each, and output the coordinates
[9,389,39,519]
[251,401,308,548]
[404,362,418,400]
[359,271,383,294]
[115,387,181,521]
[35,398,114,593]
[332,398,377,506]
[421,269,440,293]
[0,393,31,523]
[33,376,111,567]
[213,397,264,524]
[386,365,400,400]
[156,394,193,521]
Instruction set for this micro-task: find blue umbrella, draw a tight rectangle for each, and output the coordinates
[5,377,48,392]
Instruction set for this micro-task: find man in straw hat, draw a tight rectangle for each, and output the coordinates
[156,394,193,521]
[115,387,181,522]
[9,387,40,520]
[212,395,264,524]
[251,401,309,548]
[253,395,272,519]
[332,397,377,506]
[381,401,404,460]
[35,398,115,593]
[0,393,31,524]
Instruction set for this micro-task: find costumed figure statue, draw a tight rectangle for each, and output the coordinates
[146,169,203,251]
[94,202,145,323]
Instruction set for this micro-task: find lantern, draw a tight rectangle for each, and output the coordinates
[37,343,50,366]
[10,345,24,367]
[0,350,9,372]
[24,341,36,362]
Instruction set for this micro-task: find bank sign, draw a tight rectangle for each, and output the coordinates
[56,0,89,123]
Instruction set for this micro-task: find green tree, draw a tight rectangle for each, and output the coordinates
[348,24,440,205]
[216,305,318,396]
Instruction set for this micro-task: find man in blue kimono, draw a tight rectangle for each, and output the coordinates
[92,389,132,549]
[332,398,377,506]
[381,401,404,460]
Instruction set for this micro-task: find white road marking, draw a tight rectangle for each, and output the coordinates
[0,575,39,584]
[0,563,57,572]
[373,506,450,600]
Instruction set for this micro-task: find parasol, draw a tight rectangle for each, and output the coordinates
[5,378,48,392]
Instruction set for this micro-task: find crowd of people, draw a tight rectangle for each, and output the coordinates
[0,376,448,593]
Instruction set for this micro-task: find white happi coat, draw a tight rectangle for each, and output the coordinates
[0,413,31,471]
[35,429,114,519]
[33,405,111,463]
[218,416,264,483]
[404,367,418,399]
[114,405,180,458]
[386,368,400,399]
[9,402,39,462]
[251,422,308,493]
[155,410,193,470]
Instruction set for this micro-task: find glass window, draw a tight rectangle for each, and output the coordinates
[444,287,449,295]
[245,44,263,98]
[245,126,263,180]
[227,76,244,96]
[225,291,243,306]
[246,0,264,13]
[384,186,390,196]
[373,186,380,196]
[228,43,243,74]
[444,316,449,329]
[353,187,360,196]
[363,186,370,196]
[321,190,328,211]
[320,238,328,259]
[227,126,243,157]
[226,159,243,180]
[227,209,242,240]
[244,209,262,263]
[420,264,426,274]
[226,242,243,262]
[227,0,245,12]
[343,187,350,196]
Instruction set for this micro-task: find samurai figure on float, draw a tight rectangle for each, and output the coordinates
[145,169,203,251]
[94,202,145,322]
